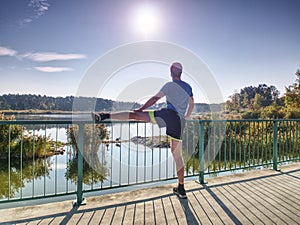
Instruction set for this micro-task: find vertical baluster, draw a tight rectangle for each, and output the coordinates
[228,122,233,169]
[266,121,269,164]
[217,122,221,172]
[151,123,154,181]
[91,123,95,190]
[266,121,269,163]
[261,121,265,165]
[158,126,161,180]
[8,125,11,200]
[248,121,251,168]
[166,129,169,179]
[144,123,147,182]
[207,122,211,174]
[224,121,227,171]
[279,121,283,162]
[234,121,237,169]
[285,121,291,161]
[230,121,233,170]
[213,121,216,172]
[20,124,24,199]
[185,121,189,176]
[66,124,69,193]
[285,120,288,161]
[32,126,35,198]
[291,121,295,160]
[136,122,139,183]
[198,121,205,184]
[288,120,292,160]
[110,123,113,187]
[257,121,261,166]
[239,121,242,169]
[296,121,299,159]
[44,124,47,196]
[119,123,122,186]
[128,122,130,185]
[192,121,196,175]
[55,124,58,195]
[283,120,287,161]
[243,122,246,169]
[273,120,278,171]
[75,123,84,205]
[252,121,255,166]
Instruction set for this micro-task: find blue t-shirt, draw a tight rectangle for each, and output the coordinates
[160,80,193,116]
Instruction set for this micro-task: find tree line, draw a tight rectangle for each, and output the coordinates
[0,94,139,112]
[0,94,223,113]
[225,69,300,119]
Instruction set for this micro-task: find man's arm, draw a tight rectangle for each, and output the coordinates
[134,91,165,112]
[185,96,194,119]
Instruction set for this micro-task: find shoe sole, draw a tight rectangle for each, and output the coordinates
[91,112,101,122]
[173,189,187,199]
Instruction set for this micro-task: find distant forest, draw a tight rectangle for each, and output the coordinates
[0,94,224,113]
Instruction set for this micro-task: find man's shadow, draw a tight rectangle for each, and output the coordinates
[179,198,199,225]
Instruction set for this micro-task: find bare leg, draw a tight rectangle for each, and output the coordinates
[171,139,184,185]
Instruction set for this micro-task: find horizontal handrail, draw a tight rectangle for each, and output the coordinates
[1,118,300,125]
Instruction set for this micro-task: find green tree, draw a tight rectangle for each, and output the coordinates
[0,113,60,159]
[285,69,300,109]
[0,114,23,157]
[260,105,284,119]
[283,69,300,118]
[253,93,263,110]
[242,92,250,109]
[227,84,280,113]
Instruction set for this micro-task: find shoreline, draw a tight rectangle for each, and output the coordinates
[0,110,91,115]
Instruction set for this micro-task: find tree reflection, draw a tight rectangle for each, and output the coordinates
[65,149,107,185]
[0,158,51,199]
[66,124,109,185]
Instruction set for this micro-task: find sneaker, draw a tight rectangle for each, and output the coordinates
[91,112,104,122]
[173,187,187,199]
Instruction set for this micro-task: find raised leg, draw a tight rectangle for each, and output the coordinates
[110,111,151,122]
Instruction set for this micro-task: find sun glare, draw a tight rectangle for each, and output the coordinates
[133,4,160,37]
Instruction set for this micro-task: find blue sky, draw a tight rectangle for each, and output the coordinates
[0,0,299,103]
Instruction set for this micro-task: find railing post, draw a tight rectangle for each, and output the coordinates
[273,120,279,171]
[75,122,85,205]
[199,121,205,184]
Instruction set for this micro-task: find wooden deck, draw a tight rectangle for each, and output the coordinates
[0,163,299,225]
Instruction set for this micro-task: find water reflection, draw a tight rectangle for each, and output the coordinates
[65,148,108,185]
[0,147,108,200]
[0,121,109,200]
[0,158,51,199]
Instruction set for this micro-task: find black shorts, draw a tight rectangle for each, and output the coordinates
[148,108,185,141]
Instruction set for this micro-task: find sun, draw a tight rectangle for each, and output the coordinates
[132,4,160,37]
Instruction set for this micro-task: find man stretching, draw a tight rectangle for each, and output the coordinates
[92,62,194,199]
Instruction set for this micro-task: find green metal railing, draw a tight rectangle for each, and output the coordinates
[0,119,299,205]
[188,119,300,183]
